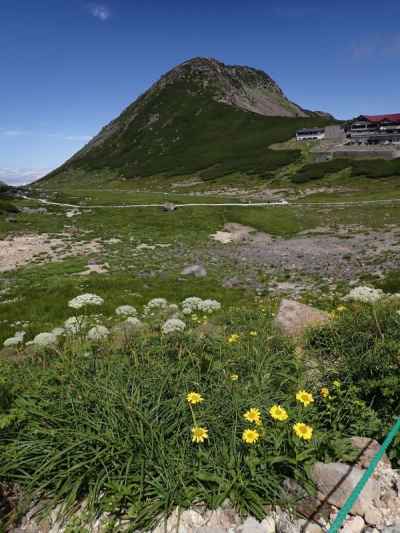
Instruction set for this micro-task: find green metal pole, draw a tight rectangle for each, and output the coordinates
[328,418,400,533]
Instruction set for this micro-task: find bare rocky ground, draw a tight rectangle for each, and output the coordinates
[209,223,400,290]
[0,234,102,272]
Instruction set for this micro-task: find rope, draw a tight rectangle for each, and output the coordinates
[328,418,400,533]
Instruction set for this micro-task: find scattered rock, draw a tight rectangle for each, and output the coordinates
[342,515,365,533]
[311,462,380,516]
[274,299,331,337]
[351,436,391,469]
[162,203,177,212]
[181,264,207,277]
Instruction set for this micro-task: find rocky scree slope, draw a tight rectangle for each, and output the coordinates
[41,57,332,183]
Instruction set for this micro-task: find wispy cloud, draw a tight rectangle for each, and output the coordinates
[88,3,111,21]
[0,168,51,186]
[352,33,400,60]
[1,129,92,142]
[2,129,31,137]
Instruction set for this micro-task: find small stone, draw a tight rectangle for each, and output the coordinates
[181,264,207,278]
[162,202,177,212]
[237,516,266,532]
[342,515,365,533]
[364,508,382,527]
[260,516,276,533]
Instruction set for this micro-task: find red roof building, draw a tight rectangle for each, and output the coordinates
[359,114,400,123]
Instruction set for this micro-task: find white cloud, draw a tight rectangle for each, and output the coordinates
[88,3,110,21]
[0,168,51,186]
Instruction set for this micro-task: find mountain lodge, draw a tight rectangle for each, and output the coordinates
[346,114,400,145]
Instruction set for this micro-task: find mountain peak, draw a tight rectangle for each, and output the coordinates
[40,57,332,184]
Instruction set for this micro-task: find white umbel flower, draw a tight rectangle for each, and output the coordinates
[198,299,221,313]
[181,297,221,314]
[3,331,25,347]
[115,305,137,317]
[68,293,104,309]
[87,325,110,341]
[125,317,144,328]
[344,286,384,304]
[161,318,186,335]
[64,316,87,334]
[33,332,58,347]
[51,327,65,337]
[144,298,168,315]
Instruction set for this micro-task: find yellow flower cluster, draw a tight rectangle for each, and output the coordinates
[228,334,240,344]
[293,422,313,440]
[242,428,260,444]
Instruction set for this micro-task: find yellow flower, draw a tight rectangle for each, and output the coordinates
[293,422,313,441]
[191,426,208,443]
[242,428,260,444]
[228,334,240,344]
[296,390,314,407]
[230,374,239,381]
[269,405,289,421]
[186,392,204,405]
[320,387,330,399]
[337,305,347,312]
[243,408,262,425]
[249,331,258,337]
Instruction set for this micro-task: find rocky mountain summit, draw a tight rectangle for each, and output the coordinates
[40,57,332,184]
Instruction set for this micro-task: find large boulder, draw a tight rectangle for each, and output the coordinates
[275,299,330,337]
[311,462,380,516]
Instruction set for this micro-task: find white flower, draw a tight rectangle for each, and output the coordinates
[161,318,186,335]
[181,297,221,314]
[125,317,144,328]
[64,316,87,334]
[87,325,110,341]
[33,332,58,347]
[51,327,65,337]
[115,305,137,317]
[344,286,384,304]
[198,299,221,313]
[144,298,168,314]
[3,331,25,347]
[68,293,104,309]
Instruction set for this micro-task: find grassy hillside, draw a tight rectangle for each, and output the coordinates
[292,158,400,183]
[41,83,331,185]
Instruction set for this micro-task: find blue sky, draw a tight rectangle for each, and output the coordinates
[1,0,400,184]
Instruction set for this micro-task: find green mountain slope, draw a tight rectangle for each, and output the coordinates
[40,58,333,184]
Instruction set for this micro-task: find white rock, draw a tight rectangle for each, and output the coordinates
[342,515,365,533]
[87,325,110,341]
[238,516,269,532]
[364,508,382,527]
[3,331,25,347]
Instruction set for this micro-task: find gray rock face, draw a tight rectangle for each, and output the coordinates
[311,462,380,516]
[181,264,207,278]
[274,299,331,337]
[351,436,391,469]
